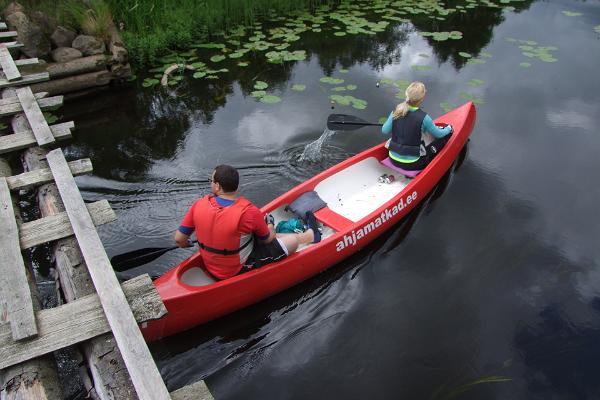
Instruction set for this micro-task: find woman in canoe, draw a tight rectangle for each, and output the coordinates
[382,81,453,171]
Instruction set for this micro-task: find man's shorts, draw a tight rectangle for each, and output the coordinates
[242,238,287,271]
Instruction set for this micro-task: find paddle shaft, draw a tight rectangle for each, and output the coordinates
[111,240,198,271]
[332,121,382,126]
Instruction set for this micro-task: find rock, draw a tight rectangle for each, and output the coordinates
[30,10,56,36]
[51,47,82,63]
[51,26,77,48]
[72,35,106,56]
[6,11,51,58]
[3,1,24,18]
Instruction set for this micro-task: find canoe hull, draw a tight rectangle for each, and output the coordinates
[141,102,476,342]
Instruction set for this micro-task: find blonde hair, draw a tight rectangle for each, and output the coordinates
[393,81,427,119]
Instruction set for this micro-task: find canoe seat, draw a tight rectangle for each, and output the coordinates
[314,207,353,232]
[381,157,422,178]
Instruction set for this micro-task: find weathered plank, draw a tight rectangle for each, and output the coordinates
[0,71,48,88]
[0,121,73,155]
[6,158,91,190]
[171,381,214,400]
[0,30,17,38]
[0,177,38,340]
[14,57,39,66]
[0,274,168,370]
[0,91,47,107]
[0,95,62,117]
[0,45,21,81]
[1,41,23,49]
[19,199,116,250]
[15,86,54,146]
[46,149,171,400]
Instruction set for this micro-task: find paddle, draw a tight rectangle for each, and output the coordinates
[327,114,383,131]
[110,241,197,271]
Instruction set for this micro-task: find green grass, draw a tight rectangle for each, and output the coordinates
[1,0,333,67]
[105,0,334,66]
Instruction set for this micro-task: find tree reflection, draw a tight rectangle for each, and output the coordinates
[65,0,534,180]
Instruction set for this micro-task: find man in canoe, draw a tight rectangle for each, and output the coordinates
[382,81,453,171]
[174,164,321,280]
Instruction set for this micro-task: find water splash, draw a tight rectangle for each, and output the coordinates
[299,127,336,162]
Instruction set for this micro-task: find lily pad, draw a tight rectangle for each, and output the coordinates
[254,81,269,90]
[334,31,347,36]
[468,79,484,87]
[339,69,349,73]
[458,52,472,58]
[595,25,600,33]
[332,86,347,92]
[466,58,486,65]
[411,65,432,71]
[346,84,357,90]
[142,78,160,87]
[260,95,282,104]
[440,102,454,112]
[237,62,249,67]
[291,84,306,91]
[519,62,531,68]
[562,10,582,17]
[320,77,345,84]
[194,43,225,49]
[210,55,226,62]
[251,90,266,98]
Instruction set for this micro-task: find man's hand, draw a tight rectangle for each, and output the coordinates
[265,213,275,226]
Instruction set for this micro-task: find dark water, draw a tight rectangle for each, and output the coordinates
[57,0,600,398]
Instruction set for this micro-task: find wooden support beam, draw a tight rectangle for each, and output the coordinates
[19,199,115,250]
[46,148,171,400]
[1,41,23,49]
[171,381,214,400]
[15,86,54,146]
[0,178,38,340]
[6,158,91,190]
[14,57,39,66]
[0,274,167,370]
[0,95,62,117]
[0,31,17,38]
[0,121,73,155]
[0,71,48,88]
[0,91,47,107]
[0,45,21,81]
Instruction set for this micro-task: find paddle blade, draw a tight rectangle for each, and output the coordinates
[110,246,178,271]
[326,114,382,131]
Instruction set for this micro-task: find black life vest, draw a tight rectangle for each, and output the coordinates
[389,109,426,158]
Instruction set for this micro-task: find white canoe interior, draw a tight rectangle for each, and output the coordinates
[181,156,412,287]
[314,156,411,222]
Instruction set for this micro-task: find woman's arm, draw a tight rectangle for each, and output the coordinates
[422,115,452,138]
[381,112,394,135]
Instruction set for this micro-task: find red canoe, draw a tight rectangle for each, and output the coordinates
[141,102,476,342]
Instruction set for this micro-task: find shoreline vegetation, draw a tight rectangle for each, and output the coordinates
[106,0,335,66]
[2,0,335,67]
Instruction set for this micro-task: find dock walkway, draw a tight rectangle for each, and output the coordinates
[0,22,212,400]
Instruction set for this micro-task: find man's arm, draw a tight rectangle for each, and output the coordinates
[174,229,193,248]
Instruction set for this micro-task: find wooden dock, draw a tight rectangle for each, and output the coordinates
[0,22,213,400]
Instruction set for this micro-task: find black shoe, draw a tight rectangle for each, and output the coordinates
[305,211,321,243]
